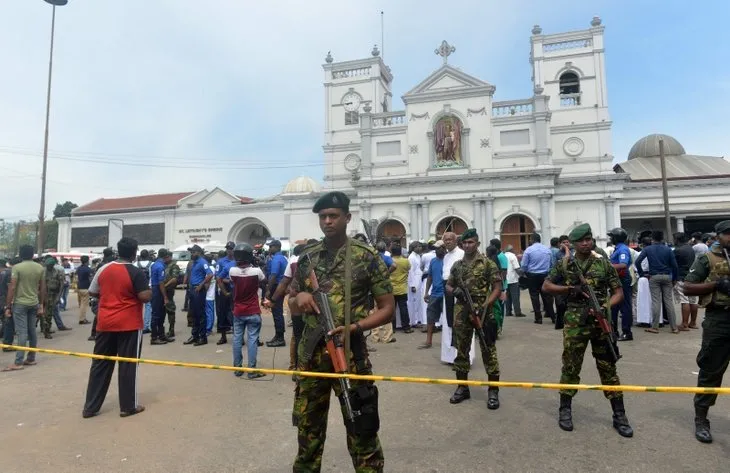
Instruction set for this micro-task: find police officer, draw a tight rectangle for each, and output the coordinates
[683,220,730,443]
[183,245,214,346]
[542,223,633,437]
[289,191,395,473]
[445,228,503,409]
[608,227,634,341]
[149,250,170,345]
[215,242,236,345]
[160,249,180,338]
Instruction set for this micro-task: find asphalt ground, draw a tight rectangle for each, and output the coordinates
[1,290,728,473]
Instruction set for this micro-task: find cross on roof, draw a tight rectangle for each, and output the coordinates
[435,40,456,65]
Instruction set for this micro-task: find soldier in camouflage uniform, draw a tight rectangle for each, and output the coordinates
[161,250,181,338]
[41,257,65,339]
[445,228,503,409]
[542,223,633,437]
[683,220,730,444]
[290,191,394,473]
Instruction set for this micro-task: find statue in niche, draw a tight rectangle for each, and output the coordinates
[433,115,462,167]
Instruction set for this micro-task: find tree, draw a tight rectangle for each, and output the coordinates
[53,201,78,220]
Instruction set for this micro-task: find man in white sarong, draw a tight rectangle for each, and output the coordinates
[440,232,475,364]
[407,242,424,327]
[636,243,661,326]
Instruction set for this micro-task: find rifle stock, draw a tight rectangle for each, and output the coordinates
[456,273,491,348]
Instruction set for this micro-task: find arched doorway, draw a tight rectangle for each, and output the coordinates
[229,217,271,246]
[436,216,468,240]
[377,219,407,247]
[500,214,535,253]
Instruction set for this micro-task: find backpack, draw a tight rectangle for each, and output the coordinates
[46,269,62,293]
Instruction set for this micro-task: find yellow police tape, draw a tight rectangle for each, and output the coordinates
[1,343,728,394]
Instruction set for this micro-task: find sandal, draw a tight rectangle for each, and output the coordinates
[688,324,699,329]
[2,364,24,371]
[671,329,680,334]
[678,326,690,332]
[644,328,659,334]
[22,360,37,366]
[418,343,432,349]
[119,405,145,418]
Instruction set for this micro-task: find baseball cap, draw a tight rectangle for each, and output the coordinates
[225,241,236,249]
[433,240,445,248]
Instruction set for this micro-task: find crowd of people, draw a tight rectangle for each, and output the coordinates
[2,197,730,470]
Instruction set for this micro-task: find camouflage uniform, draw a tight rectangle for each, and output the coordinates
[291,238,392,473]
[547,254,622,399]
[41,267,65,336]
[164,260,181,334]
[448,254,502,377]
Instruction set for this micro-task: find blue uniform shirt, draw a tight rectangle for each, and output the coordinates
[190,257,213,286]
[610,243,632,281]
[429,257,445,298]
[150,259,166,287]
[267,253,288,284]
[216,255,236,288]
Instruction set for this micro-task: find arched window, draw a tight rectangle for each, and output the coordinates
[559,72,580,106]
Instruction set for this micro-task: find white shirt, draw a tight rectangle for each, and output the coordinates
[206,266,217,300]
[693,243,709,257]
[421,251,435,274]
[442,247,465,280]
[136,260,151,287]
[505,251,521,284]
[407,252,422,289]
[284,254,299,279]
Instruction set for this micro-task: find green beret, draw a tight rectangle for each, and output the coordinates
[461,228,479,241]
[715,220,730,234]
[312,191,350,213]
[569,223,592,242]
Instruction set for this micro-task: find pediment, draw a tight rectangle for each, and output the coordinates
[196,187,242,208]
[178,189,209,206]
[403,65,495,104]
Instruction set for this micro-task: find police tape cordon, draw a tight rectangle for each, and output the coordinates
[1,343,727,394]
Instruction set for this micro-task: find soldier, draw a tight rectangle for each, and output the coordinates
[161,249,181,339]
[41,257,65,339]
[542,223,633,437]
[682,220,730,443]
[290,191,395,473]
[445,228,503,409]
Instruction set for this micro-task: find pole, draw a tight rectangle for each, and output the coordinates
[659,138,672,243]
[380,11,384,60]
[38,5,58,255]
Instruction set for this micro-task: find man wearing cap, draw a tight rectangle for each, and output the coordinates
[445,228,503,409]
[264,239,288,347]
[183,245,214,346]
[542,223,633,438]
[214,241,236,345]
[290,191,394,472]
[682,220,730,444]
[149,249,173,344]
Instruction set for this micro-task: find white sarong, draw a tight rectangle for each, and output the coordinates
[440,298,475,365]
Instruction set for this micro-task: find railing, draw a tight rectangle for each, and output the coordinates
[543,39,592,52]
[372,111,407,128]
[332,67,371,79]
[492,100,534,117]
[560,93,581,107]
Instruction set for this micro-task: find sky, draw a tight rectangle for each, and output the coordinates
[1,0,728,222]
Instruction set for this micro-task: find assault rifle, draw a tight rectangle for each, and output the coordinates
[304,267,358,428]
[572,259,621,363]
[455,272,495,347]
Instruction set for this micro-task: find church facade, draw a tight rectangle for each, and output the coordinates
[57,18,730,254]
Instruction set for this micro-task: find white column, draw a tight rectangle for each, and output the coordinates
[421,201,431,240]
[539,195,551,242]
[484,197,495,240]
[604,198,616,230]
[360,202,371,221]
[471,198,481,234]
[676,217,685,233]
[409,201,419,241]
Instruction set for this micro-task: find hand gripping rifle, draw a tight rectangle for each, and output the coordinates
[455,272,495,347]
[572,259,621,363]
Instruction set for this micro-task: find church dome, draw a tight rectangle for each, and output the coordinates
[627,134,686,160]
[282,176,321,194]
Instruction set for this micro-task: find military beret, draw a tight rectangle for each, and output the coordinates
[312,191,350,213]
[715,220,730,234]
[461,228,479,241]
[569,223,592,242]
[157,248,169,258]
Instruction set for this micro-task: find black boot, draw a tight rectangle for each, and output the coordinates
[449,372,471,404]
[217,334,227,345]
[695,406,713,443]
[610,397,634,438]
[266,335,285,348]
[487,375,500,410]
[167,321,175,339]
[558,394,573,431]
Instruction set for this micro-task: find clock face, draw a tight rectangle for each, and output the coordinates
[344,154,362,172]
[343,93,361,112]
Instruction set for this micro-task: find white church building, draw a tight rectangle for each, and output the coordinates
[57,18,730,254]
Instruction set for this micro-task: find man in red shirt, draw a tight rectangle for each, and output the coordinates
[82,237,152,419]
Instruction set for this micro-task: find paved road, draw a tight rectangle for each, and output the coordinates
[1,291,728,472]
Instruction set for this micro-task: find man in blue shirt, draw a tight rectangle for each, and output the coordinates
[263,240,288,347]
[608,228,634,341]
[149,250,172,345]
[520,232,555,324]
[183,245,214,346]
[214,242,236,345]
[635,230,679,333]
[420,241,446,349]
